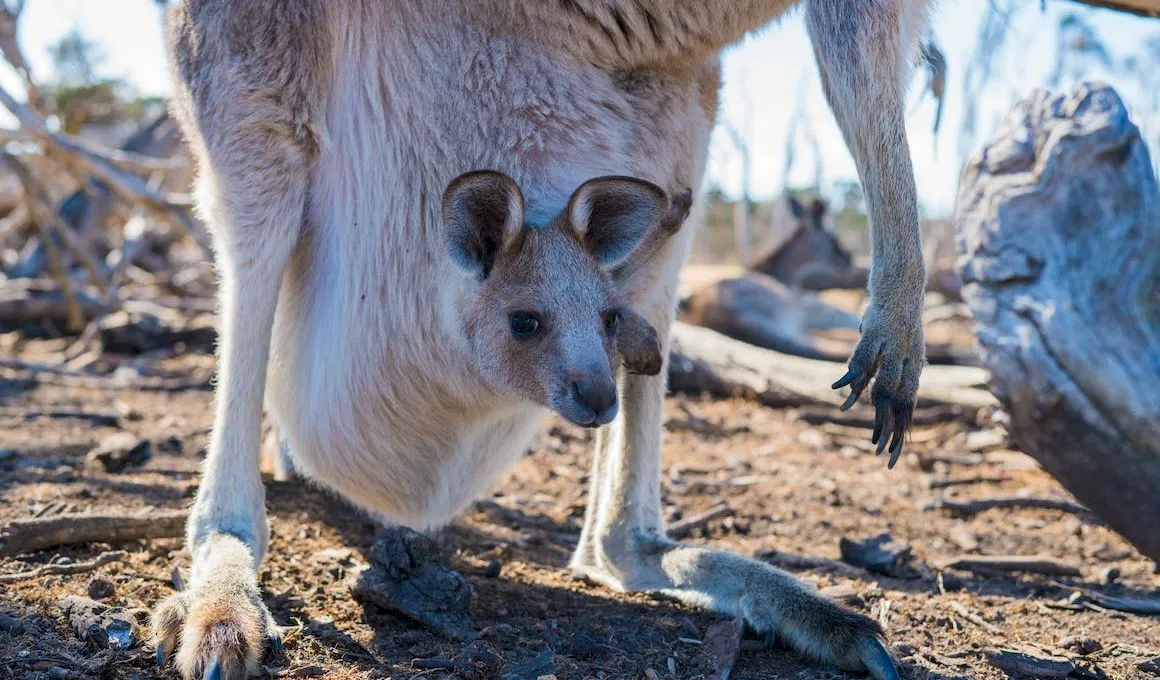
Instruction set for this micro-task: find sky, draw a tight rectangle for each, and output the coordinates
[7,0,1159,217]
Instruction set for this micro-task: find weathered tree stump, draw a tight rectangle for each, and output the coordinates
[955,83,1160,562]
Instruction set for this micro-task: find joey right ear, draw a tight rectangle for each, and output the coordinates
[615,308,663,376]
[442,170,525,278]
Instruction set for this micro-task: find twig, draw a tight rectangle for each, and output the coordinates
[947,601,1001,633]
[0,550,126,582]
[0,85,192,209]
[1049,581,1160,616]
[939,554,1082,577]
[758,549,866,577]
[794,404,970,429]
[3,152,110,296]
[928,475,1011,489]
[668,503,733,539]
[0,510,189,557]
[0,359,211,391]
[921,495,1089,517]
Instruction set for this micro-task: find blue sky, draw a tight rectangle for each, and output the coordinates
[8,0,1159,217]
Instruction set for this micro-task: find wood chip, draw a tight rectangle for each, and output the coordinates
[702,618,743,680]
[986,648,1075,678]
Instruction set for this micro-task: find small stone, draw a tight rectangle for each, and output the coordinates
[839,533,919,578]
[85,433,151,473]
[1059,636,1102,655]
[0,611,25,636]
[86,579,115,600]
[482,559,502,578]
[1099,566,1121,584]
[454,640,503,680]
[156,436,183,454]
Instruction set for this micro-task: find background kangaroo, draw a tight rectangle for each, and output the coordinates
[153,1,931,679]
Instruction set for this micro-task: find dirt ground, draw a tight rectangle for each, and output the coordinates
[1,297,1158,680]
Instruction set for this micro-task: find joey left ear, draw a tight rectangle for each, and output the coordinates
[567,176,667,268]
[442,170,525,279]
[614,307,663,376]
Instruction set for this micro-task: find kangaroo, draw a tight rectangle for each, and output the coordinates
[153,2,930,679]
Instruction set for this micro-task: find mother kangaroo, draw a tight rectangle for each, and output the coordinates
[153,2,931,678]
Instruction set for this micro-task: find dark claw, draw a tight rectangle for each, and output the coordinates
[269,632,284,656]
[206,661,223,680]
[764,629,775,648]
[832,368,856,390]
[886,400,912,469]
[156,646,166,667]
[871,401,886,445]
[840,387,862,412]
[857,637,902,680]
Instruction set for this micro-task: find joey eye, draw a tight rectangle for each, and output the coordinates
[509,311,542,339]
[604,310,620,333]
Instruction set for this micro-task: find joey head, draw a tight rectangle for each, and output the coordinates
[442,171,684,427]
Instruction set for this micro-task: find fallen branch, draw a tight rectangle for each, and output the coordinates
[0,550,126,583]
[668,322,995,410]
[0,85,192,210]
[939,554,1082,577]
[921,495,1089,517]
[0,510,189,557]
[667,503,733,539]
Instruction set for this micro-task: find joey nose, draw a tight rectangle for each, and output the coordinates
[572,375,617,425]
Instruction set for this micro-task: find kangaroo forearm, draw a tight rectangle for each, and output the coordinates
[807,0,927,304]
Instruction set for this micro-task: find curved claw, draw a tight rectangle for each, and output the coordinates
[886,400,912,469]
[269,631,284,656]
[206,660,223,680]
[832,368,857,390]
[156,646,167,667]
[857,637,902,680]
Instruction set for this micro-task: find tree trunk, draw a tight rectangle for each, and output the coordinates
[955,83,1160,563]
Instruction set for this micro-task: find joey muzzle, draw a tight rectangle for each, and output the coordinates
[569,369,618,427]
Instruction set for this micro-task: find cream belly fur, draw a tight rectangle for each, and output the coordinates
[263,8,712,529]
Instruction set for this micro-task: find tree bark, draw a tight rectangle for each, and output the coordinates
[954,83,1160,563]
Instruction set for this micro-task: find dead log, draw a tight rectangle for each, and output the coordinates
[954,83,1160,562]
[0,510,188,557]
[667,321,995,410]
